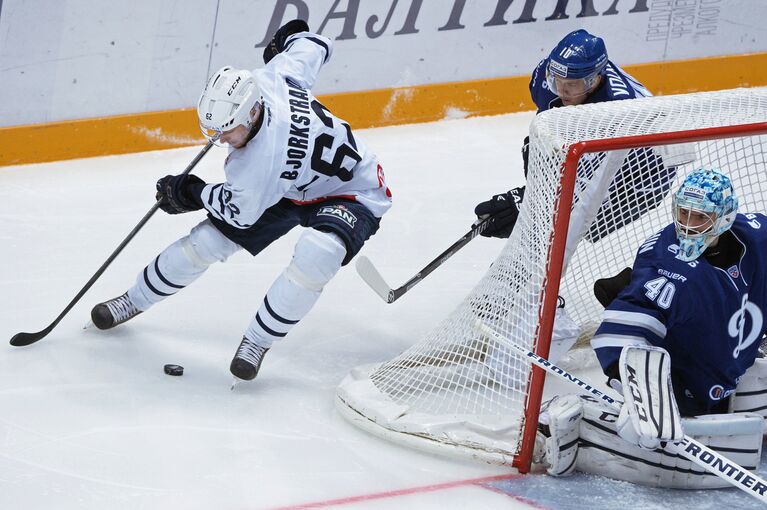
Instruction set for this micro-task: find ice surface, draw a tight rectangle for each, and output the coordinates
[1,112,764,509]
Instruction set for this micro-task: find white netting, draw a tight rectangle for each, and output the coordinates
[337,88,767,468]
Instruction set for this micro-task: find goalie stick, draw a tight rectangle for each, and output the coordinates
[356,217,492,303]
[9,139,217,347]
[476,321,767,504]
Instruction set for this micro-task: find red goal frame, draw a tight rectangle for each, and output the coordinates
[514,121,767,473]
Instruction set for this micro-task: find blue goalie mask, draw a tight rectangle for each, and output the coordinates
[546,30,608,101]
[672,168,738,262]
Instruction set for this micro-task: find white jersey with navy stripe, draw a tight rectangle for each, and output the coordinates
[199,32,392,230]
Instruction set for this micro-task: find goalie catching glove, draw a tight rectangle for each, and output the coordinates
[616,344,683,450]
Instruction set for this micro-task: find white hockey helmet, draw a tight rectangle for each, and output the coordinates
[197,66,261,143]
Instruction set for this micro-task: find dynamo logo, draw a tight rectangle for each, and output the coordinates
[728,293,764,358]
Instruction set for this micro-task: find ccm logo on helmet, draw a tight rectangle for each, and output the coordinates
[227,76,241,96]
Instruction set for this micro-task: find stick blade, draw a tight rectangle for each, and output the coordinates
[355,256,395,303]
[10,330,48,347]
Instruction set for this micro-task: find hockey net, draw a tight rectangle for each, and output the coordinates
[336,88,767,472]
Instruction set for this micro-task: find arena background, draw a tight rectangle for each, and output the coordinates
[1,0,765,165]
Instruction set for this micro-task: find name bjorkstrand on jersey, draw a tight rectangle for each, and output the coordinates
[283,80,311,177]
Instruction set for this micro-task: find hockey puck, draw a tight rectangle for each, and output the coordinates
[163,364,184,376]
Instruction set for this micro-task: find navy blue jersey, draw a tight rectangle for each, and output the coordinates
[529,59,651,113]
[592,214,767,414]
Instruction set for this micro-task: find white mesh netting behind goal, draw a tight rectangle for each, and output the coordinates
[336,88,767,470]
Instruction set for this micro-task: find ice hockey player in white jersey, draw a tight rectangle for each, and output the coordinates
[537,169,766,489]
[90,19,392,383]
[474,29,672,242]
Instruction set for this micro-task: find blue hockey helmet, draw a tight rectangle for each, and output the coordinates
[672,168,738,262]
[546,30,608,103]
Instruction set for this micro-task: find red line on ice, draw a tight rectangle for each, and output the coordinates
[266,472,548,509]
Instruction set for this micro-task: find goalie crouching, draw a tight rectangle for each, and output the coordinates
[538,168,766,488]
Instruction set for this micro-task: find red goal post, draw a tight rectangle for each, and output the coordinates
[337,89,767,474]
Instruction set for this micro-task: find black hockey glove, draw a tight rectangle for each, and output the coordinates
[593,267,633,308]
[263,19,310,64]
[155,174,206,215]
[474,186,525,239]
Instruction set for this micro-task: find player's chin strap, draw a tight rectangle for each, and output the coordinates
[475,321,767,504]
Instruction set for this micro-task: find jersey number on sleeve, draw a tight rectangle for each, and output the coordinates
[310,100,361,182]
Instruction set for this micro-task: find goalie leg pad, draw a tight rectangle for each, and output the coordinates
[730,357,767,418]
[538,394,583,476]
[129,220,241,310]
[576,395,763,489]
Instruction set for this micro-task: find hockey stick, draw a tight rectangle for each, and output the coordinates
[9,140,217,347]
[356,217,492,303]
[476,322,767,503]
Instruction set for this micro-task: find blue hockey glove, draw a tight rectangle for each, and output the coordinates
[263,19,310,64]
[155,174,206,215]
[474,186,525,239]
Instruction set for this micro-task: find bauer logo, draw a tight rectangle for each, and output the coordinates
[318,205,357,227]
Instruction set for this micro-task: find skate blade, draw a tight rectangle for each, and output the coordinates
[230,377,241,391]
[82,320,94,330]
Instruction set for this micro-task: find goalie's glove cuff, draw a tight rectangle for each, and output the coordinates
[616,405,663,450]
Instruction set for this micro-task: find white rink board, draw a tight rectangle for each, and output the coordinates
[1,0,766,126]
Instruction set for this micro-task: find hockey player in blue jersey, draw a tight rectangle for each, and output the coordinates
[474,29,668,240]
[536,169,766,489]
[88,20,391,384]
[529,29,650,112]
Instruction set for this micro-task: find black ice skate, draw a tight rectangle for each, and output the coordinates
[91,292,142,330]
[230,336,269,381]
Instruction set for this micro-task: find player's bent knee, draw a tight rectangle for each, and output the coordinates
[182,220,241,267]
[286,229,346,292]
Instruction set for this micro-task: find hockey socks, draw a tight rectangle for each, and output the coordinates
[245,229,346,347]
